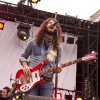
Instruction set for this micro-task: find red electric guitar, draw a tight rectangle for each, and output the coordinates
[15,52,97,93]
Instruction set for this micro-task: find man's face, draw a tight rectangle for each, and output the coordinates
[46,19,57,33]
[1,89,8,97]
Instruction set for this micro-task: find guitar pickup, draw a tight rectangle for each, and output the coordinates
[35,73,37,78]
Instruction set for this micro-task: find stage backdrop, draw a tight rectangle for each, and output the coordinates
[0,20,77,99]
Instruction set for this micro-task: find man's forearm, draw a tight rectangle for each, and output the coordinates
[21,61,29,68]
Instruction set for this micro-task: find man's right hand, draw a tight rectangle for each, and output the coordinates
[21,61,33,82]
[23,66,32,76]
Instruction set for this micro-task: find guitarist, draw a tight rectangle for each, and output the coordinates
[19,18,63,97]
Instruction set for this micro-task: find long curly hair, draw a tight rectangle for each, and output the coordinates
[35,18,63,50]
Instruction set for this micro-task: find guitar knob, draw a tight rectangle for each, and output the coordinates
[22,87,24,89]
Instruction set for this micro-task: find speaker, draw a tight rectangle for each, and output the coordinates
[24,95,57,100]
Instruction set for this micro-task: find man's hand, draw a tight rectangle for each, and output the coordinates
[23,66,33,82]
[23,66,31,76]
[53,64,62,73]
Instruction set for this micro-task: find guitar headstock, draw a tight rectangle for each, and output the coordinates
[82,51,97,62]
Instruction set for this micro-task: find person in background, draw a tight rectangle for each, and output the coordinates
[0,90,2,98]
[0,86,12,100]
[19,17,63,98]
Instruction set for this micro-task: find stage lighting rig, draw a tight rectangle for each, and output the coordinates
[13,92,23,100]
[31,0,41,3]
[17,0,41,7]
[76,97,83,100]
[0,22,4,30]
[17,23,31,41]
[17,0,26,5]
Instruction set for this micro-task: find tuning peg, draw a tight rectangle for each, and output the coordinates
[91,51,95,53]
[91,51,98,55]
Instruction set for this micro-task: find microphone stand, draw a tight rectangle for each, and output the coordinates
[54,28,59,99]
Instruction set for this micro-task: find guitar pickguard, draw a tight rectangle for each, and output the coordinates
[20,70,40,92]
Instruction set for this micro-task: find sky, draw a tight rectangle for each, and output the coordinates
[1,0,100,20]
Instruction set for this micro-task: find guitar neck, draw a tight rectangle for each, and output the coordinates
[61,58,82,68]
[40,58,82,76]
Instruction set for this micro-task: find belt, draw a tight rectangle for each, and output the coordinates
[43,76,53,82]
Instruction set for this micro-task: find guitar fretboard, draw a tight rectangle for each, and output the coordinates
[40,58,82,76]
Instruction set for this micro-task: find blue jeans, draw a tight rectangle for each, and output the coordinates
[26,82,54,97]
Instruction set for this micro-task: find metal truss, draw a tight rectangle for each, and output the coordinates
[81,26,99,100]
[0,1,99,99]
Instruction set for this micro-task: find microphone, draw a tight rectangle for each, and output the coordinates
[52,21,58,27]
